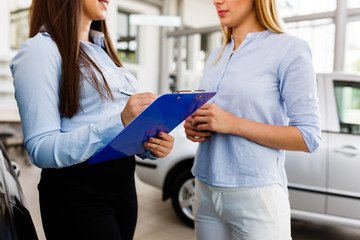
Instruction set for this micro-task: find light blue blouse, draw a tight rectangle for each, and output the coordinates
[192,30,321,191]
[11,30,142,168]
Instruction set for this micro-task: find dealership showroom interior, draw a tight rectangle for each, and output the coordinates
[2,0,360,239]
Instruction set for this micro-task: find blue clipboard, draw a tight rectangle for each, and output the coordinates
[88,91,216,164]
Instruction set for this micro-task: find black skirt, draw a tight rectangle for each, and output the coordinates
[38,156,137,240]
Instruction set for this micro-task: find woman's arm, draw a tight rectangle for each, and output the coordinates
[186,103,308,151]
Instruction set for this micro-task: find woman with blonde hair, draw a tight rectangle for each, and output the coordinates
[184,0,321,239]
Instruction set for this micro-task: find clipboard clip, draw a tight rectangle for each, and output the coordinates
[175,90,205,93]
[175,90,206,100]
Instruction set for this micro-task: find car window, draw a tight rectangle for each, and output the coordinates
[334,81,360,134]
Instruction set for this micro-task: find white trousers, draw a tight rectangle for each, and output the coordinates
[193,179,292,240]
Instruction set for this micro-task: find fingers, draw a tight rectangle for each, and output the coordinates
[197,103,212,111]
[193,103,213,115]
[131,92,157,106]
[188,104,215,128]
[186,135,207,142]
[143,132,174,158]
[188,104,218,132]
[128,92,157,107]
[191,116,208,127]
[134,92,158,99]
[186,114,212,134]
[122,92,158,127]
[184,117,196,130]
[184,117,212,142]
[184,127,212,138]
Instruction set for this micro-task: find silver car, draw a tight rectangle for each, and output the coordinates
[135,73,360,228]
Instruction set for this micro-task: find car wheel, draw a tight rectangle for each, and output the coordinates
[171,169,195,228]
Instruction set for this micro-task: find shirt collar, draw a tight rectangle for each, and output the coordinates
[245,29,272,39]
[227,30,272,56]
[231,29,272,42]
[89,30,105,48]
[38,25,105,48]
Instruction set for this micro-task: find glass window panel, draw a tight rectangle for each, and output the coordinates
[345,21,360,73]
[285,19,335,73]
[129,41,137,51]
[117,42,128,50]
[10,8,29,50]
[334,81,360,134]
[278,0,336,18]
[117,13,128,37]
[170,37,179,73]
[117,10,138,64]
[196,51,206,72]
[181,36,188,70]
[10,0,31,11]
[348,0,360,8]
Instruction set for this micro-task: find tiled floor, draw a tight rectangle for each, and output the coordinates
[12,148,195,240]
[9,148,360,240]
[133,176,195,240]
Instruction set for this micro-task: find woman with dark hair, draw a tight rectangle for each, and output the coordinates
[10,0,174,239]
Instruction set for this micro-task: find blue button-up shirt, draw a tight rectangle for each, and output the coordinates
[11,30,141,168]
[192,30,321,191]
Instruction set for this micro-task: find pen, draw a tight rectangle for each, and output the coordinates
[118,89,134,96]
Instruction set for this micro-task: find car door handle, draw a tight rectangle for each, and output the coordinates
[333,146,360,156]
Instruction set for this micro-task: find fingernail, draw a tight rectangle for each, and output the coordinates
[144,142,148,146]
[158,132,163,137]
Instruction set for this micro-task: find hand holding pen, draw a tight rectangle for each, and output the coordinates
[121,91,157,127]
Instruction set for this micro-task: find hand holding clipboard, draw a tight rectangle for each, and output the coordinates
[88,90,216,164]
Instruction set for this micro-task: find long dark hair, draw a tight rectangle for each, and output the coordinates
[29,0,122,118]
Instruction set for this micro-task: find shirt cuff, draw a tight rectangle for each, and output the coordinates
[137,150,157,160]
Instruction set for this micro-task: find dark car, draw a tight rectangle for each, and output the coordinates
[0,137,38,240]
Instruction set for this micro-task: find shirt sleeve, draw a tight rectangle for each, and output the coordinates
[137,150,157,160]
[10,34,124,168]
[278,37,322,153]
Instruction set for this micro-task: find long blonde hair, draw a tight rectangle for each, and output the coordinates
[215,0,284,63]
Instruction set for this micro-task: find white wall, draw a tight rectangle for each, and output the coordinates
[0,0,10,55]
[182,0,219,28]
